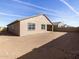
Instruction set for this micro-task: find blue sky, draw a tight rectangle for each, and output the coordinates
[0,0,79,27]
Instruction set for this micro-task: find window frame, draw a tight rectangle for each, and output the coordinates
[28,23,35,30]
[41,24,46,30]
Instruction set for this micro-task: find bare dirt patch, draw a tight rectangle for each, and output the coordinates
[0,31,66,59]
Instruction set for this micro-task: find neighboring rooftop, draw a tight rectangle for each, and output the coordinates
[53,22,63,25]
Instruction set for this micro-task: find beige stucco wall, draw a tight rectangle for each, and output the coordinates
[7,22,20,35]
[20,15,53,36]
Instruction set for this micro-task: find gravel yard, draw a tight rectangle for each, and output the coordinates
[0,31,66,59]
[17,32,79,59]
[1,31,79,59]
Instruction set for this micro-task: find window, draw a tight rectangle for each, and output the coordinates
[28,23,35,30]
[41,24,45,30]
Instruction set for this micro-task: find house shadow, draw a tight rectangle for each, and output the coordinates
[0,28,16,36]
[17,32,79,59]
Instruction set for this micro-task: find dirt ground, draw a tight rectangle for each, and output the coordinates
[0,31,66,59]
[17,32,79,59]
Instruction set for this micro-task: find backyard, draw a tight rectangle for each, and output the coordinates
[0,31,66,59]
[17,32,79,59]
[0,31,79,59]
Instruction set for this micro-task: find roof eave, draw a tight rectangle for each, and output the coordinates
[7,20,20,26]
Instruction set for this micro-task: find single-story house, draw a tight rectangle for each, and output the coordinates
[7,14,53,36]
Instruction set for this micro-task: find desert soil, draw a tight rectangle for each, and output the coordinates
[0,32,66,59]
[17,32,79,59]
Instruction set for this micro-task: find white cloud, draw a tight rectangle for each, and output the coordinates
[12,0,62,19]
[12,0,58,13]
[0,12,23,17]
[60,0,79,16]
